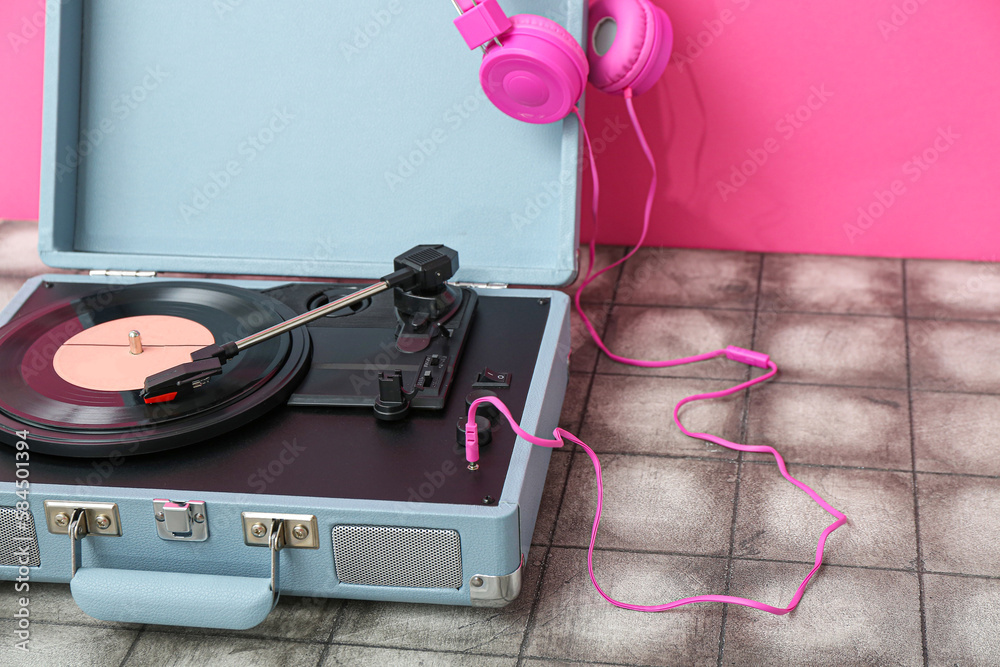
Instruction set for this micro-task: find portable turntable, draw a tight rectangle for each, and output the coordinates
[0,0,583,629]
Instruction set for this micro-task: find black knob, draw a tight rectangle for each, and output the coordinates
[466,389,500,425]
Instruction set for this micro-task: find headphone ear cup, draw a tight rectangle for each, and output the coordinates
[479,14,589,124]
[588,0,673,96]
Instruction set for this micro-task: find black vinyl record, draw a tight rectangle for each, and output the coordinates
[0,281,311,457]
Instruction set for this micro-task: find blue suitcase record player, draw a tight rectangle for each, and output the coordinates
[0,1,585,629]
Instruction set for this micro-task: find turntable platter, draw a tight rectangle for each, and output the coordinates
[0,282,311,457]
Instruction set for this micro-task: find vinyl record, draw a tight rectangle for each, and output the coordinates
[0,281,311,457]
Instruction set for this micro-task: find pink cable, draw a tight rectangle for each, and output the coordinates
[467,374,847,613]
[464,92,847,614]
[572,91,707,368]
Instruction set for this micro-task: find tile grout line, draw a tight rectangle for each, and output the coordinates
[315,601,350,665]
[588,369,1000,401]
[902,259,931,667]
[560,447,999,481]
[598,298,1000,326]
[320,639,519,662]
[516,247,627,666]
[513,545,552,667]
[117,624,146,667]
[716,252,765,667]
[545,543,1000,579]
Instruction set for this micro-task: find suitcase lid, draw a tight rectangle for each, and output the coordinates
[38,1,585,286]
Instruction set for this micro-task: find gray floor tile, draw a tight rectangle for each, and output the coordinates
[523,548,726,666]
[722,561,923,666]
[907,258,1000,322]
[924,573,1000,666]
[523,660,633,667]
[558,372,591,433]
[734,464,916,570]
[533,451,571,546]
[569,303,612,372]
[579,374,743,458]
[323,645,516,666]
[615,247,760,309]
[126,631,323,666]
[913,390,1000,476]
[0,220,49,278]
[918,473,1000,577]
[172,594,342,641]
[755,312,907,388]
[554,455,737,555]
[596,306,754,380]
[0,582,139,629]
[760,254,903,316]
[4,242,997,662]
[559,245,627,304]
[331,545,543,656]
[909,319,1000,394]
[0,621,138,667]
[746,383,911,468]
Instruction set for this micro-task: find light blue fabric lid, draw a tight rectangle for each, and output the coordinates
[38,1,584,286]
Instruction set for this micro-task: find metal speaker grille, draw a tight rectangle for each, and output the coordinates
[332,525,462,589]
[0,507,41,567]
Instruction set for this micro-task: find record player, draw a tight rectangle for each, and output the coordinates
[0,0,583,629]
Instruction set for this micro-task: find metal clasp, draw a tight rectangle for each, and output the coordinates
[43,501,122,578]
[240,512,319,606]
[268,519,284,606]
[153,499,208,541]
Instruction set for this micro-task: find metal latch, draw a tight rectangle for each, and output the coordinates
[44,501,121,537]
[153,499,208,542]
[43,501,122,577]
[241,512,319,549]
[240,513,319,606]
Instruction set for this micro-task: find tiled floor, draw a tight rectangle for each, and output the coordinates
[2,223,1000,666]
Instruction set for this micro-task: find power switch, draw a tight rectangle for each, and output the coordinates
[473,368,511,389]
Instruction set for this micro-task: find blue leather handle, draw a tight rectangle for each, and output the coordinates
[70,567,275,629]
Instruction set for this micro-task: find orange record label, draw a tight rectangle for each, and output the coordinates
[53,315,215,392]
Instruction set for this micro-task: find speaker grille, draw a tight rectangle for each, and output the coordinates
[0,507,41,567]
[332,525,462,589]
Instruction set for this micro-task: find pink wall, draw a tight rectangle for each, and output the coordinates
[0,0,44,222]
[586,0,1000,260]
[2,1,999,261]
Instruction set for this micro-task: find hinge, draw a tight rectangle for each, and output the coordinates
[89,270,157,278]
[451,281,507,289]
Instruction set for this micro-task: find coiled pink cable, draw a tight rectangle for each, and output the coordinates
[464,92,847,614]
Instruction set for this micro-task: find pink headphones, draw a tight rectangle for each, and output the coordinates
[452,0,673,124]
